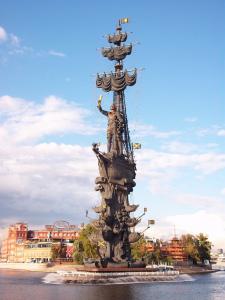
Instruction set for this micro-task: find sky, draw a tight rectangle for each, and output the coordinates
[0,0,225,249]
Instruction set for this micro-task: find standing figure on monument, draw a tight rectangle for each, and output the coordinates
[97,96,124,155]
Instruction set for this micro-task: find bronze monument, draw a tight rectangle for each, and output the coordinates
[92,19,144,267]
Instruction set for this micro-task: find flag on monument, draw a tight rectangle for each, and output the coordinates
[120,18,129,24]
[132,143,141,149]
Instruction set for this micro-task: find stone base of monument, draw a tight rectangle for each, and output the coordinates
[83,258,146,269]
[57,267,180,284]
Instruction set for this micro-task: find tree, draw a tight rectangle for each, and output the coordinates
[51,242,66,261]
[73,224,101,264]
[131,236,147,260]
[181,233,212,264]
[196,233,212,264]
[131,238,169,264]
[181,234,199,264]
[146,239,173,264]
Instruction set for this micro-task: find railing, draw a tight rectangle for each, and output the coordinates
[57,270,180,277]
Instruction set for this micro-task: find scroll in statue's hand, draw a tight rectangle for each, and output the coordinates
[97,95,103,108]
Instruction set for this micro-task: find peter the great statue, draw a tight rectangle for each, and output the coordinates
[92,19,149,267]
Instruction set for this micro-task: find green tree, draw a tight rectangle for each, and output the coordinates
[196,233,212,264]
[73,224,100,264]
[181,234,199,264]
[146,239,161,264]
[146,239,172,264]
[181,233,212,264]
[131,236,147,260]
[51,243,66,260]
[131,238,169,264]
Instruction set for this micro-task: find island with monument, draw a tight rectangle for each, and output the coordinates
[56,19,180,283]
[92,17,144,267]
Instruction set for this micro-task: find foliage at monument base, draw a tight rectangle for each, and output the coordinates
[181,233,212,264]
[73,224,100,264]
[131,233,212,265]
[133,238,172,264]
[73,223,212,266]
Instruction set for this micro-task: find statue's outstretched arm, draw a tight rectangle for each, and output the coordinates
[92,143,110,162]
[97,95,108,116]
[98,105,108,117]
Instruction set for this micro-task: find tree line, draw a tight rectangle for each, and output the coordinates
[70,224,212,265]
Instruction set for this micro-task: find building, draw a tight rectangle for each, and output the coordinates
[143,236,187,263]
[145,240,155,253]
[1,223,28,262]
[0,222,79,263]
[27,224,79,242]
[23,242,52,263]
[161,237,187,262]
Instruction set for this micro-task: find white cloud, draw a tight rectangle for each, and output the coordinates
[0,26,35,58]
[184,117,198,123]
[173,193,225,211]
[161,141,220,154]
[197,128,212,137]
[9,34,21,47]
[193,152,225,174]
[0,26,7,42]
[131,123,180,139]
[134,148,225,203]
[141,211,225,249]
[221,188,225,196]
[0,94,224,249]
[48,50,66,57]
[217,129,225,136]
[0,95,28,113]
[196,125,223,137]
[206,143,218,149]
[166,211,225,249]
[161,141,199,154]
[0,95,100,144]
[136,149,225,176]
[0,142,98,226]
[139,210,225,249]
[0,94,103,227]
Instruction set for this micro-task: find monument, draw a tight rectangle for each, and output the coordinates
[57,20,180,283]
[92,18,147,267]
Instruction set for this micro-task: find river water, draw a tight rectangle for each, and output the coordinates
[0,270,225,300]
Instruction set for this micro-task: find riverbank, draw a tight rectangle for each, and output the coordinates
[59,270,179,284]
[0,262,77,273]
[0,262,219,275]
[176,265,218,275]
[1,269,225,300]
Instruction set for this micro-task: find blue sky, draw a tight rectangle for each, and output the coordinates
[0,0,225,248]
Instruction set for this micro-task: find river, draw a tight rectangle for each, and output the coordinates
[0,270,225,300]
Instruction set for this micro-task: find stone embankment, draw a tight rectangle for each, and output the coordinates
[0,262,217,278]
[0,262,77,272]
[176,266,218,275]
[58,270,180,284]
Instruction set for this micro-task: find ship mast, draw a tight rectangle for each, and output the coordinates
[96,18,137,160]
[93,19,140,264]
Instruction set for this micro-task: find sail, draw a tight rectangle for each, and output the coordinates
[107,32,127,44]
[101,44,132,61]
[96,69,137,92]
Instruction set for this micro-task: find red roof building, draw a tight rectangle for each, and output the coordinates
[0,222,79,263]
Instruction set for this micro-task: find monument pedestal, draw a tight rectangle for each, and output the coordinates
[57,267,179,284]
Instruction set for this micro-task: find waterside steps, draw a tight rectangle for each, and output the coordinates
[57,268,180,284]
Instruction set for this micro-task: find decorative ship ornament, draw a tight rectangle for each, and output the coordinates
[92,19,151,267]
[101,44,132,61]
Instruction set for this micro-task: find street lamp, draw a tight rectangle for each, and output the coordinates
[137,207,148,220]
[141,219,156,235]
